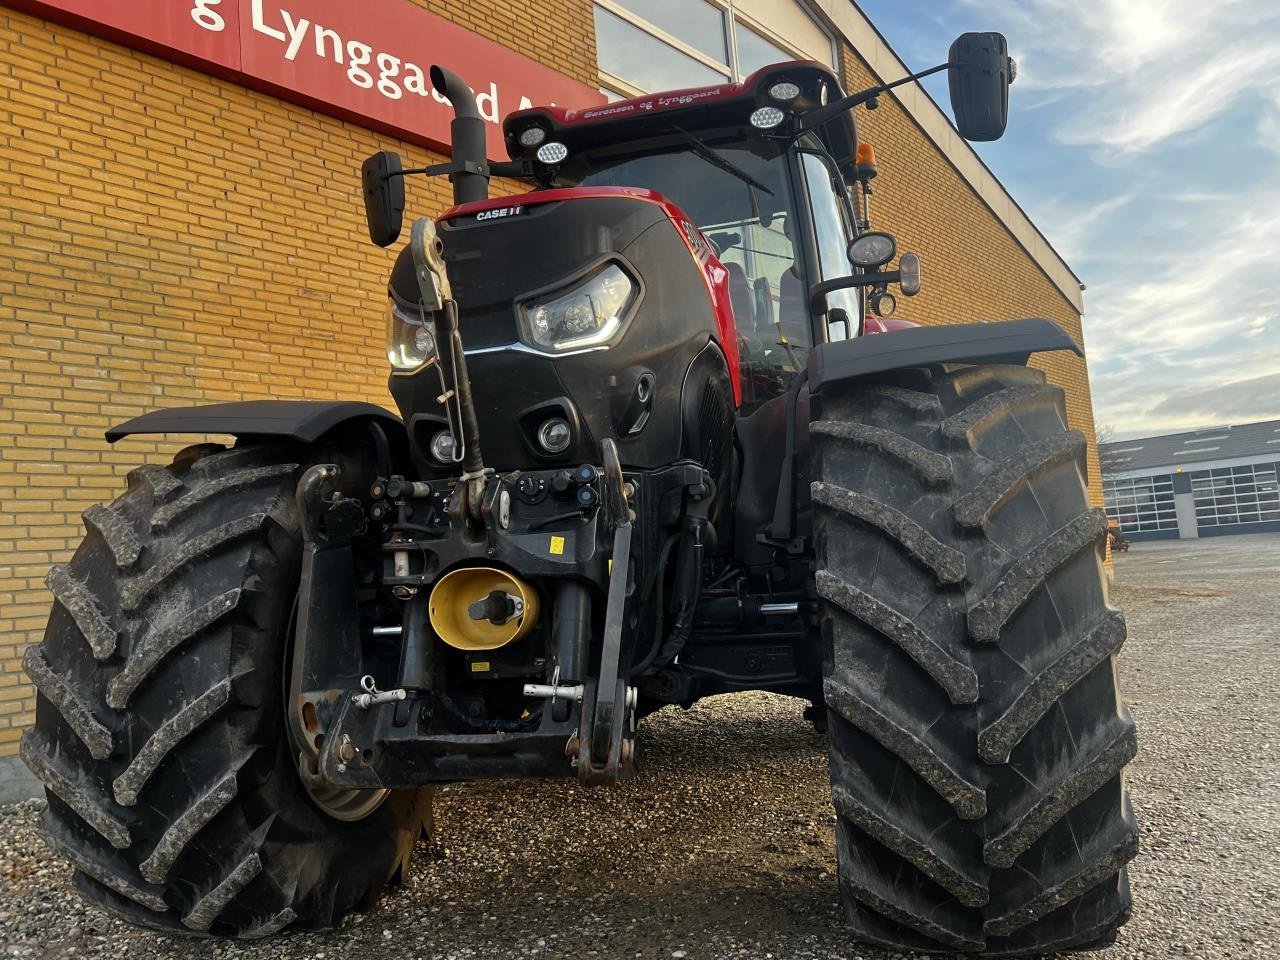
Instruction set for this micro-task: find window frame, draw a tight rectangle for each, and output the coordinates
[594,0,833,99]
[1102,474,1180,534]
[1189,462,1280,528]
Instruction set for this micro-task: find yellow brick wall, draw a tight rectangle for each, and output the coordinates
[0,7,1100,758]
[0,2,597,756]
[838,46,1104,510]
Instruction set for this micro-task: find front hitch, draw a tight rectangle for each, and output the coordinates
[289,464,368,781]
[574,439,637,783]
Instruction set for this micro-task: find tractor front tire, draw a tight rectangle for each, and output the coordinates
[812,363,1138,955]
[22,443,428,937]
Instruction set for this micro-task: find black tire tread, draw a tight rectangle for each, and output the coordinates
[183,851,262,932]
[810,420,952,485]
[118,513,268,611]
[126,464,182,501]
[812,481,966,583]
[82,504,143,570]
[42,813,167,912]
[978,610,1126,763]
[940,382,1065,444]
[830,778,988,907]
[954,432,1088,529]
[984,716,1138,869]
[22,646,112,761]
[44,565,117,660]
[824,674,985,819]
[25,443,427,938]
[106,588,243,710]
[20,730,131,849]
[151,463,297,533]
[986,812,1139,936]
[816,571,979,704]
[112,679,233,806]
[813,362,1137,955]
[140,764,242,884]
[967,510,1109,643]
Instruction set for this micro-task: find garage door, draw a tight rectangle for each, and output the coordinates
[1191,463,1280,532]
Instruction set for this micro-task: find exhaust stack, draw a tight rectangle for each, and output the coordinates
[430,65,489,206]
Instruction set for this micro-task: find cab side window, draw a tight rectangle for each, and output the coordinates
[799,150,859,340]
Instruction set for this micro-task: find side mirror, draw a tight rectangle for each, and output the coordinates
[948,32,1014,142]
[361,150,406,247]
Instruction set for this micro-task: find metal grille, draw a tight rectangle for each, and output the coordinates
[1103,474,1179,533]
[1190,463,1280,528]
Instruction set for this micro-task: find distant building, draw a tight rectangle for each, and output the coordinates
[1100,420,1280,540]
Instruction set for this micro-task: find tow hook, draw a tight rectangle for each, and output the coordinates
[351,674,407,710]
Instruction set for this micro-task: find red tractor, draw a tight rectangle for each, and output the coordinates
[24,32,1136,955]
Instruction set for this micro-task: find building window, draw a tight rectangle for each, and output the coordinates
[1102,474,1179,533]
[733,19,791,77]
[1190,463,1280,528]
[594,0,824,98]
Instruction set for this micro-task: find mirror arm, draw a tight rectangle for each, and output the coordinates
[490,160,534,178]
[801,62,955,131]
[374,158,533,186]
[809,270,902,314]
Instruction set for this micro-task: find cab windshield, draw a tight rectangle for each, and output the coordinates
[568,133,857,405]
[571,136,808,405]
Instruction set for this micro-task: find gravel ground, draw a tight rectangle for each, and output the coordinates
[3,534,1277,959]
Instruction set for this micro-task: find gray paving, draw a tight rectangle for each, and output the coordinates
[1,533,1277,957]
[0,754,38,805]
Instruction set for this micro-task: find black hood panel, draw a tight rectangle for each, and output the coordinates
[388,193,730,473]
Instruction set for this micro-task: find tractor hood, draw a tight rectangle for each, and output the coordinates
[387,187,736,477]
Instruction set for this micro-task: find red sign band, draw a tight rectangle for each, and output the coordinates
[5,0,604,158]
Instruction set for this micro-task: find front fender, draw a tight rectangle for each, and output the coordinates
[807,317,1082,392]
[106,400,405,445]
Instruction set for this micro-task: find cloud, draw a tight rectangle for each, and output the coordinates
[868,0,1280,436]
[1149,372,1280,421]
[942,0,1280,434]
[1088,335,1280,436]
[959,0,1280,154]
[1082,178,1280,362]
[1024,193,1132,265]
[1071,166,1280,434]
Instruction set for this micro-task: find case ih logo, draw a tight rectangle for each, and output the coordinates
[474,205,523,222]
[6,0,604,159]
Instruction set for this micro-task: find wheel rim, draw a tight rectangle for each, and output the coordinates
[285,596,390,822]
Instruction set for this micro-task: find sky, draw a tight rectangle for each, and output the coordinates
[854,0,1280,440]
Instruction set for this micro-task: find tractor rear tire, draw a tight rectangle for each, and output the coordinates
[22,442,429,937]
[811,363,1137,955]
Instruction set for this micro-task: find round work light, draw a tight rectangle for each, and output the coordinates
[536,142,569,164]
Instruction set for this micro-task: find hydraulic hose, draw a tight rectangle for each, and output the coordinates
[627,533,679,678]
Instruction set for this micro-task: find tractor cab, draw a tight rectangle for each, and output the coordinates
[502,62,867,409]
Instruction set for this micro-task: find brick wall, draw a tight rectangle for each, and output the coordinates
[0,1,596,757]
[838,46,1105,510]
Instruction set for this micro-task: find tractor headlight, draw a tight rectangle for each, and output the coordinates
[518,262,638,354]
[387,299,438,372]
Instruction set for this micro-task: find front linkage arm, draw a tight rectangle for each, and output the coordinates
[574,438,638,784]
